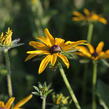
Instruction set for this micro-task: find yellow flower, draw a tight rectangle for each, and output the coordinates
[0,94,32,109]
[0,28,13,46]
[52,93,69,105]
[76,41,109,60]
[72,8,107,24]
[26,28,86,74]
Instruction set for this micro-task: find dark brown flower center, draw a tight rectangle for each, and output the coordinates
[92,52,98,57]
[50,45,61,54]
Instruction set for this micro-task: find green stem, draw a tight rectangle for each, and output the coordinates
[81,64,88,104]
[58,64,81,109]
[4,49,13,97]
[87,23,94,43]
[92,61,97,109]
[42,97,46,109]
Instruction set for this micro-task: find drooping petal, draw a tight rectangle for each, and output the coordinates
[38,55,51,74]
[76,46,91,57]
[13,94,32,108]
[58,54,69,68]
[83,8,90,16]
[72,17,85,21]
[29,41,47,50]
[50,54,57,66]
[44,28,55,46]
[5,97,15,109]
[27,50,49,55]
[25,54,37,61]
[0,101,5,107]
[87,43,95,54]
[96,41,104,53]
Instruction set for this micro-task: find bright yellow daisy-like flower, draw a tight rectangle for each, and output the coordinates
[26,28,86,74]
[0,94,32,109]
[76,41,109,60]
[72,8,107,24]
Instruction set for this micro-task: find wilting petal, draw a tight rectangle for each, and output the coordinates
[38,55,51,74]
[0,101,4,107]
[44,28,54,46]
[83,8,90,16]
[27,50,49,55]
[58,54,69,68]
[87,43,94,54]
[96,41,104,53]
[29,41,47,50]
[13,94,32,108]
[76,46,91,57]
[5,97,15,108]
[25,54,37,61]
[50,54,57,66]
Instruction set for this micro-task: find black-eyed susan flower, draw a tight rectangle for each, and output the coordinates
[52,93,70,105]
[76,41,109,60]
[26,28,86,74]
[0,94,32,109]
[72,8,107,24]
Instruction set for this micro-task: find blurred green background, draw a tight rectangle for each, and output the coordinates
[0,0,109,108]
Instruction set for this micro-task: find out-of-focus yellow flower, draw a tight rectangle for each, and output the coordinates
[26,28,86,74]
[0,28,13,46]
[72,8,107,24]
[52,93,69,105]
[0,94,32,109]
[76,41,109,60]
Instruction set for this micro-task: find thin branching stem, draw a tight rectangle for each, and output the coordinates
[92,60,97,109]
[4,49,13,97]
[58,63,81,109]
[87,23,94,43]
[42,97,46,109]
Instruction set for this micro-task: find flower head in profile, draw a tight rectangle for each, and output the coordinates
[26,28,86,74]
[52,93,70,105]
[72,8,107,24]
[76,41,109,60]
[0,28,23,51]
[0,94,32,109]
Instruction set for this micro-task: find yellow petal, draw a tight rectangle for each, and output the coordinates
[0,101,5,107]
[55,38,65,46]
[13,94,32,108]
[83,8,90,16]
[38,55,51,74]
[98,17,107,24]
[76,46,91,57]
[72,11,83,17]
[50,54,57,66]
[72,17,85,21]
[5,97,15,108]
[37,36,51,47]
[90,13,99,21]
[25,54,37,61]
[96,41,104,53]
[58,54,69,68]
[44,28,54,46]
[27,50,49,55]
[87,43,95,54]
[29,41,47,49]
